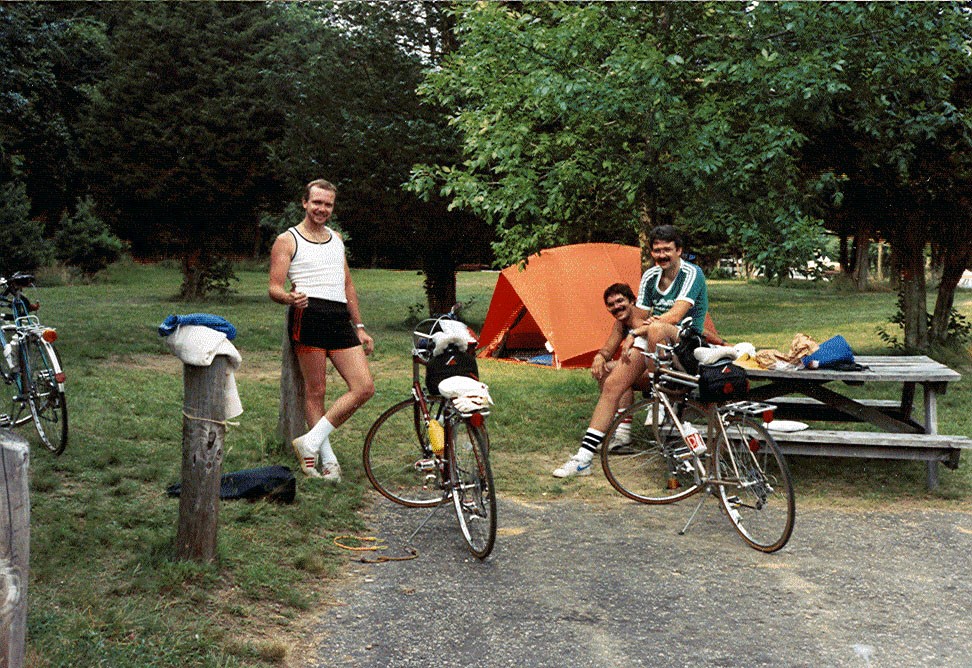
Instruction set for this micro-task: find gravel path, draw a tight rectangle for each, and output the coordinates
[303,496,972,668]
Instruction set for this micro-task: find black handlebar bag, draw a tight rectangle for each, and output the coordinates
[426,343,480,396]
[697,361,749,403]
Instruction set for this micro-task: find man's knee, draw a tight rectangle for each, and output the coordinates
[356,380,375,403]
[602,366,640,397]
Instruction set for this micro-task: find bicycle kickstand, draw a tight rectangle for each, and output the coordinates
[678,490,708,536]
[406,500,448,545]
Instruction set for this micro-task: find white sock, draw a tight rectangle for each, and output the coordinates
[306,417,337,463]
[576,429,605,462]
[614,416,632,443]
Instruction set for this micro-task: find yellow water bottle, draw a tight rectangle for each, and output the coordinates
[428,419,445,455]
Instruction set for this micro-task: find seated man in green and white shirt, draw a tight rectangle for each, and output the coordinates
[553,224,709,478]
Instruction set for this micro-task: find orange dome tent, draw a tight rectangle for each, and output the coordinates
[477,243,722,369]
[477,244,641,369]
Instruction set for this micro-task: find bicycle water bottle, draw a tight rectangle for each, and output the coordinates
[682,422,707,458]
[3,337,19,372]
[428,418,445,455]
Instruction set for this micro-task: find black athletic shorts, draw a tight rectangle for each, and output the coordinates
[288,298,360,352]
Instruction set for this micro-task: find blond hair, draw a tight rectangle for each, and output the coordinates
[303,179,338,201]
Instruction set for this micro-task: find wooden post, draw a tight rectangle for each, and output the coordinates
[277,327,306,450]
[175,356,227,562]
[0,430,29,668]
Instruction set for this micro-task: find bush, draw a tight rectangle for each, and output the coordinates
[53,197,125,278]
[0,180,50,276]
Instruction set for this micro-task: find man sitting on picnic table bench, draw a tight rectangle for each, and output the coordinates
[589,282,651,449]
[553,224,710,478]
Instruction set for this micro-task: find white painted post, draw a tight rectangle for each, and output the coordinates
[0,429,29,668]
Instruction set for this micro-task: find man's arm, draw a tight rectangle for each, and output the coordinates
[268,233,306,307]
[591,320,625,379]
[343,256,374,355]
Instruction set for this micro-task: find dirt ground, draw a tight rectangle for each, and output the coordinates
[294,496,972,668]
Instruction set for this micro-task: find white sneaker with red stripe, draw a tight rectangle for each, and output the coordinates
[320,459,342,483]
[292,436,322,478]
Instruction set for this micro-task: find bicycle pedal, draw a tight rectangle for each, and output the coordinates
[414,458,441,473]
[0,414,11,428]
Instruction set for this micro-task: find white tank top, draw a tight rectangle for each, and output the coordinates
[287,226,347,303]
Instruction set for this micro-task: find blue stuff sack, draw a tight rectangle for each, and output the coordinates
[802,335,855,369]
[158,313,237,340]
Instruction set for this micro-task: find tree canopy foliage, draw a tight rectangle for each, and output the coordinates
[410,1,972,349]
[1,2,491,306]
[3,2,972,346]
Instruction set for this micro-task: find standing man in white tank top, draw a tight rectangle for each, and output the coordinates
[269,179,375,481]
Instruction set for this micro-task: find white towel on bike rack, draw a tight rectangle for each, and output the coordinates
[437,376,493,413]
[164,325,243,419]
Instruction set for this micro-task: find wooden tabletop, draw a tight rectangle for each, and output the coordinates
[744,355,962,384]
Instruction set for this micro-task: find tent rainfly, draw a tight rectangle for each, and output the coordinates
[476,244,643,369]
[477,243,723,369]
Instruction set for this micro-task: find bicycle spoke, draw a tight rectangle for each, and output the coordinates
[715,416,795,553]
[600,398,706,504]
[23,336,67,455]
[363,398,448,507]
[451,419,496,559]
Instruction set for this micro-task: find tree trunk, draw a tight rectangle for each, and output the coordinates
[179,248,204,301]
[278,326,306,450]
[876,241,884,282]
[930,246,972,345]
[839,233,851,276]
[853,223,870,290]
[638,201,654,268]
[176,357,227,563]
[424,253,457,315]
[889,221,929,352]
[0,430,29,668]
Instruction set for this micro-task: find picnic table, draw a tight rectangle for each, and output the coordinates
[744,355,972,490]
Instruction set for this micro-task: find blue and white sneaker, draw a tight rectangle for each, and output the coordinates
[552,456,593,478]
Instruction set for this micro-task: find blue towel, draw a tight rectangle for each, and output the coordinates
[158,313,237,340]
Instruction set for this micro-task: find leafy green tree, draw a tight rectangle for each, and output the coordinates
[272,2,492,313]
[0,180,49,276]
[411,2,972,349]
[0,4,108,226]
[408,3,828,273]
[53,196,124,278]
[78,3,301,298]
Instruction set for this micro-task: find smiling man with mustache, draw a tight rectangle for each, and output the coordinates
[553,225,709,478]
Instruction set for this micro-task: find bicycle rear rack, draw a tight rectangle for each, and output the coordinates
[719,401,777,418]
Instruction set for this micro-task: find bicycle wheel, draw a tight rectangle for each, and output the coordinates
[450,419,496,559]
[714,415,795,553]
[601,397,707,504]
[22,335,67,455]
[363,397,448,507]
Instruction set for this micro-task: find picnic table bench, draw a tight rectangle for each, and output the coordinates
[744,355,972,490]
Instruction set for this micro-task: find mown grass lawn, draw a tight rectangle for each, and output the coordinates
[17,260,972,666]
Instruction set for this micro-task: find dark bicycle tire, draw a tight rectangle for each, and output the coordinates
[714,415,795,553]
[600,398,706,504]
[22,335,67,456]
[450,419,496,559]
[363,397,448,507]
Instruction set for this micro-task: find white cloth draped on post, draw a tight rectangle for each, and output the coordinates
[164,325,243,419]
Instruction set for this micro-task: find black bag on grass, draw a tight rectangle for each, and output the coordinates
[697,361,749,403]
[166,465,296,504]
